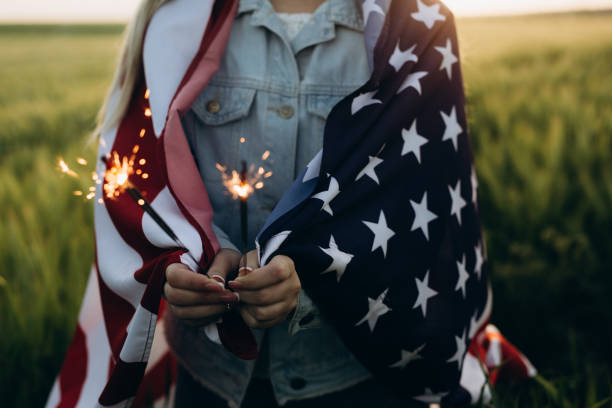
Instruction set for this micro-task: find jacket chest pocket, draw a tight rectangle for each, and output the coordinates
[190,84,257,182]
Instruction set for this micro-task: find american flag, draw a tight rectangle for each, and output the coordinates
[46,0,535,407]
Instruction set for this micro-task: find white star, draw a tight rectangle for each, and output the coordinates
[312,176,340,216]
[355,288,391,332]
[302,150,322,183]
[389,42,418,72]
[401,119,428,163]
[319,235,354,283]
[446,328,467,370]
[448,180,467,225]
[455,254,470,298]
[412,270,438,317]
[411,0,446,30]
[351,90,382,115]
[410,192,438,241]
[397,71,428,95]
[413,388,449,404]
[389,344,426,369]
[434,38,458,80]
[362,210,396,257]
[355,155,384,184]
[474,241,484,280]
[363,0,385,27]
[468,310,479,340]
[440,106,463,151]
[470,165,479,205]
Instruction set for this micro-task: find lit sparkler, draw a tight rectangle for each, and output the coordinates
[215,150,272,252]
[100,152,204,272]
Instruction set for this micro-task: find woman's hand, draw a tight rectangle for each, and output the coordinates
[164,248,241,327]
[228,251,301,329]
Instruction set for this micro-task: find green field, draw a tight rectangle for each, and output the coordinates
[1,12,612,407]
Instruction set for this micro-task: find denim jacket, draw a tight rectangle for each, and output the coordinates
[165,1,374,406]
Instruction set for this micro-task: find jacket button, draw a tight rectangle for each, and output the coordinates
[290,377,307,390]
[299,312,315,326]
[278,105,294,119]
[206,100,221,113]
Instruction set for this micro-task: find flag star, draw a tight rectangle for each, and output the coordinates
[319,235,354,283]
[401,119,428,163]
[302,150,322,183]
[446,329,467,370]
[356,155,384,184]
[362,210,396,257]
[455,254,470,298]
[470,165,479,205]
[474,241,484,280]
[468,310,479,340]
[414,388,449,404]
[411,0,446,29]
[363,0,385,27]
[351,90,382,115]
[413,270,438,317]
[410,192,438,241]
[448,180,467,225]
[434,38,458,80]
[440,106,463,151]
[312,176,340,216]
[389,344,426,369]
[397,71,428,95]
[389,42,418,72]
[355,288,391,332]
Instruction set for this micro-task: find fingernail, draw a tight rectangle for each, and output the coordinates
[205,283,223,291]
[228,280,242,289]
[210,274,225,284]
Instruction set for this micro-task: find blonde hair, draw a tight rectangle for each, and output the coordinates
[92,0,172,140]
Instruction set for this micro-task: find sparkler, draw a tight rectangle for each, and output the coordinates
[100,154,204,273]
[216,150,272,252]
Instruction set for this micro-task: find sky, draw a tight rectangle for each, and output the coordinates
[1,0,612,22]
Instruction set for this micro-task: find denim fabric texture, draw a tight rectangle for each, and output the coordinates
[167,0,377,406]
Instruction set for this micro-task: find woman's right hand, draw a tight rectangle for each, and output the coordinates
[164,248,242,327]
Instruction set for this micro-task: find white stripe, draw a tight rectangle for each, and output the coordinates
[119,305,158,363]
[44,379,60,408]
[76,270,113,408]
[459,352,492,404]
[143,0,214,136]
[141,186,203,268]
[95,177,145,308]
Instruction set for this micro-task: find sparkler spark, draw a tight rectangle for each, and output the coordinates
[58,158,78,178]
[103,151,135,198]
[217,163,271,200]
[77,158,88,166]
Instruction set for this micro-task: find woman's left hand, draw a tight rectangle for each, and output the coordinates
[228,250,301,329]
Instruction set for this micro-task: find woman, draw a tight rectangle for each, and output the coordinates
[48,0,503,407]
[163,0,409,406]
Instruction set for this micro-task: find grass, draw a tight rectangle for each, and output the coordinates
[1,12,611,407]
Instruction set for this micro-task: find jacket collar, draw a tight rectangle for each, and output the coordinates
[237,0,364,32]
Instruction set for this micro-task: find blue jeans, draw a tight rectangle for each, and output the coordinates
[175,364,423,408]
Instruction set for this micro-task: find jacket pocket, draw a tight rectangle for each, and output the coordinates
[192,84,257,125]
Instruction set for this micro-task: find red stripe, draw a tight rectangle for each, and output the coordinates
[98,359,147,406]
[56,324,87,408]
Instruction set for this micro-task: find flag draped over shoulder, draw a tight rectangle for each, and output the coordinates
[46,0,535,407]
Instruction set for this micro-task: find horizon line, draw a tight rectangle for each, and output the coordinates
[0,6,610,24]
